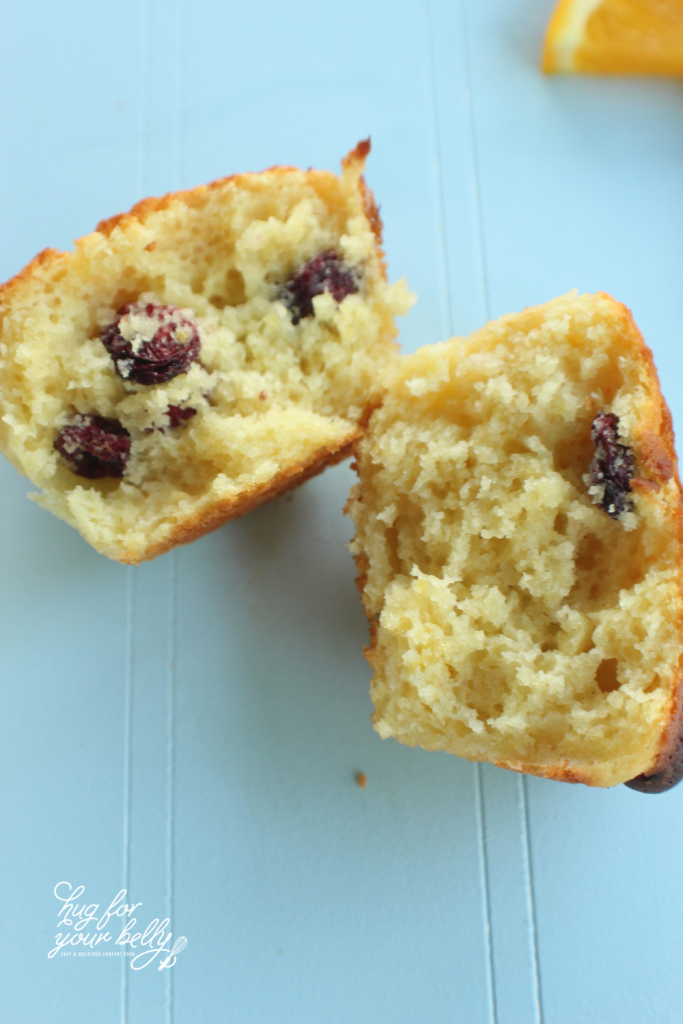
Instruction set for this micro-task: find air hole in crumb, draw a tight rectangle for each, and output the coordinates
[596,658,620,693]
[111,287,142,311]
[554,512,568,535]
[504,439,527,456]
[540,622,561,653]
[644,674,661,694]
[191,270,207,295]
[209,269,246,309]
[430,483,450,502]
[555,430,593,474]
[225,269,246,305]
[593,365,624,406]
[575,533,604,572]
[449,411,476,431]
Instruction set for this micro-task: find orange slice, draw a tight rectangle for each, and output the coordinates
[543,0,683,75]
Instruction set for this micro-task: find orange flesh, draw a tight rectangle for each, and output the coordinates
[544,0,683,75]
[578,0,683,74]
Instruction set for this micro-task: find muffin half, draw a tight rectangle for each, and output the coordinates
[348,292,683,790]
[0,141,412,562]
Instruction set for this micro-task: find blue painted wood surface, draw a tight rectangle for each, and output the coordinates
[1,0,683,1020]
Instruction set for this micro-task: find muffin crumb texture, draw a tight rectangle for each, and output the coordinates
[0,143,413,562]
[348,292,683,787]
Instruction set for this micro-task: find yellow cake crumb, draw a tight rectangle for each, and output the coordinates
[348,292,683,788]
[0,142,414,563]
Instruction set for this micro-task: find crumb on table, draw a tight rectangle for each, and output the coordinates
[356,771,367,788]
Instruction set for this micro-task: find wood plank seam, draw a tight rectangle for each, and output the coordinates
[458,0,546,1014]
[166,3,184,1017]
[166,552,177,1024]
[121,567,135,1024]
[419,0,454,340]
[121,1,150,1018]
[457,1,544,1016]
[458,0,490,329]
[424,0,546,1018]
[520,776,544,1024]
[475,763,499,1024]
[420,1,499,1019]
[420,2,499,1019]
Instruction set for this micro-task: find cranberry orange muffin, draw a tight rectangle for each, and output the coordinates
[347,293,683,790]
[0,141,413,563]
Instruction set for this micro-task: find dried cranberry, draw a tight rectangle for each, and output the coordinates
[54,415,131,479]
[588,412,635,518]
[167,405,197,429]
[279,251,359,325]
[100,302,200,384]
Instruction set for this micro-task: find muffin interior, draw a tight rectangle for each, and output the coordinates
[349,293,682,785]
[0,156,412,560]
